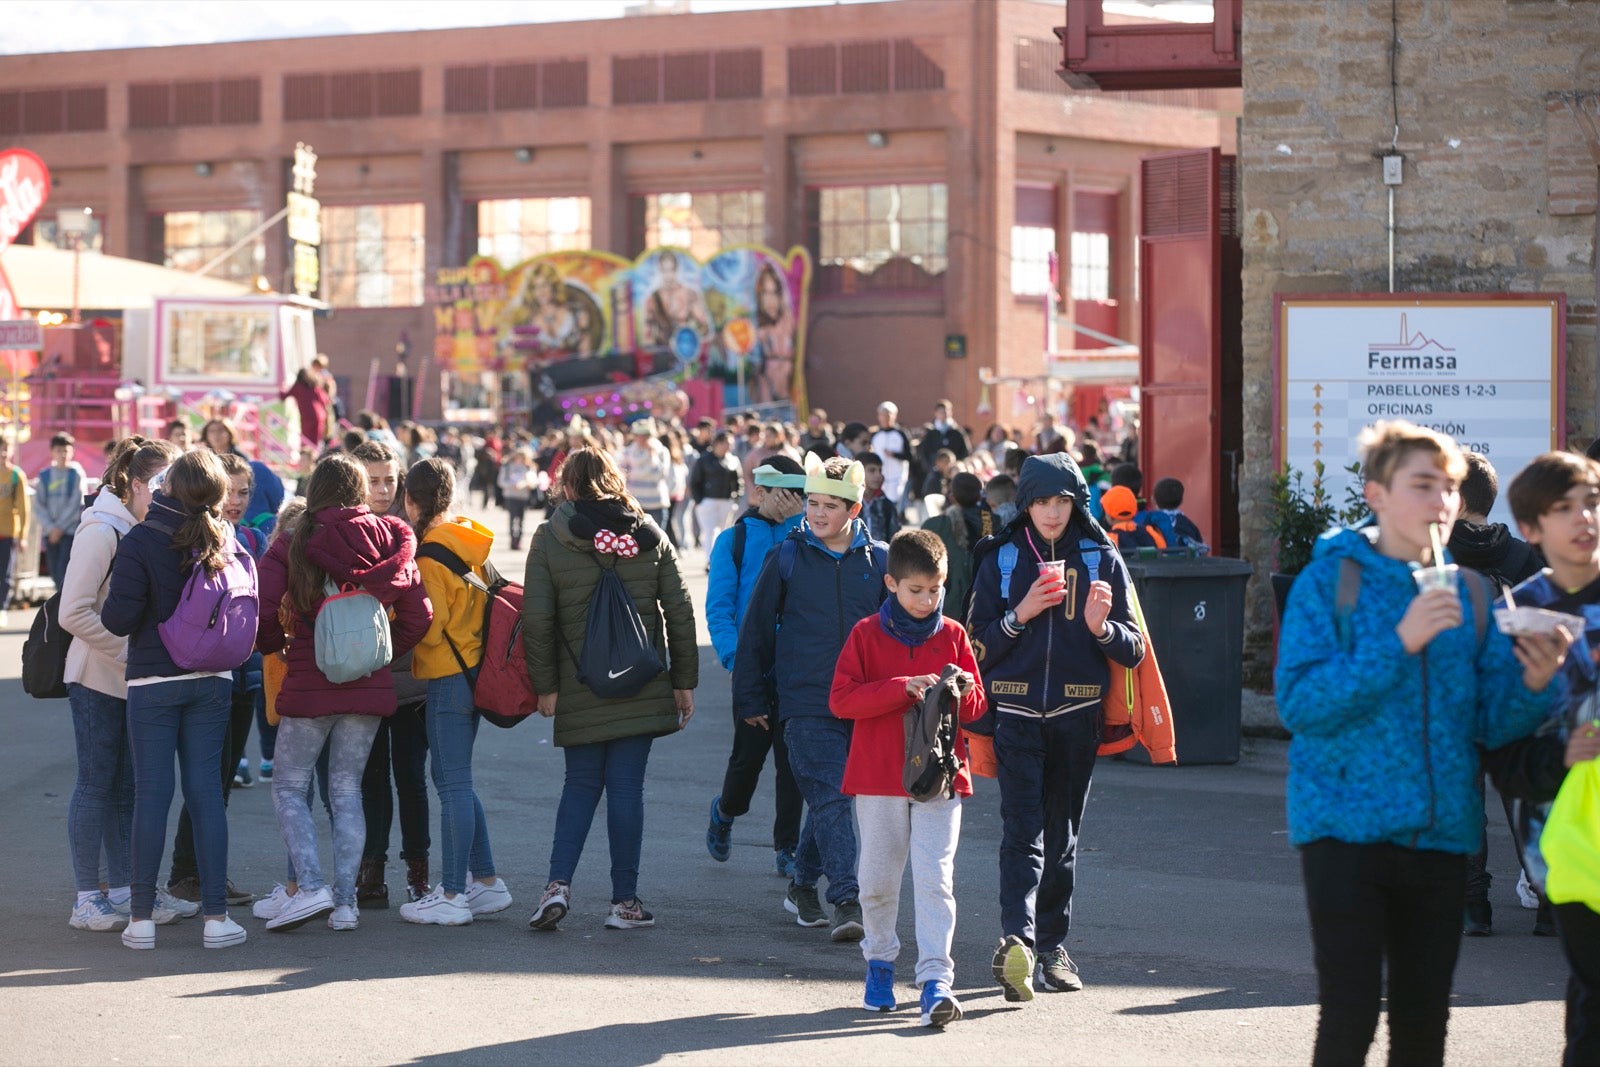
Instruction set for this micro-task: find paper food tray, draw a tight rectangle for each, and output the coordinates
[1493,606,1585,638]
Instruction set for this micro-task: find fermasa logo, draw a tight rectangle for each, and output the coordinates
[1367,314,1457,374]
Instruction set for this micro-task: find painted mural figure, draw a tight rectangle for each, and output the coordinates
[502,262,581,352]
[644,250,710,347]
[752,262,797,404]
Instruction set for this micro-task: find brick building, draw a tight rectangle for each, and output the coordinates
[0,0,1234,426]
[1237,0,1599,657]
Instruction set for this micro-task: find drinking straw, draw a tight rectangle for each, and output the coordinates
[1428,522,1445,566]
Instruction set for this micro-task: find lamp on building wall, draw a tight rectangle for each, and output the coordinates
[194,162,213,177]
[690,148,704,160]
[514,147,534,163]
[865,131,888,149]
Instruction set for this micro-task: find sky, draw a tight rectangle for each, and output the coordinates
[0,0,1211,56]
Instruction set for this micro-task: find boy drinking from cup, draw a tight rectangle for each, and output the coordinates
[1275,420,1568,1067]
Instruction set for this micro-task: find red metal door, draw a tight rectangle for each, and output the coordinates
[1138,148,1240,554]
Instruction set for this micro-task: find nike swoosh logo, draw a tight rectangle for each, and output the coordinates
[607,667,633,679]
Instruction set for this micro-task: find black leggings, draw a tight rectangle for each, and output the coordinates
[1301,839,1466,1067]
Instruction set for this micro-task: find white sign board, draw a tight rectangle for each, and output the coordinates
[1278,296,1563,530]
[0,318,43,350]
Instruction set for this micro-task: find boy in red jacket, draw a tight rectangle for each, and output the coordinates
[831,529,985,1028]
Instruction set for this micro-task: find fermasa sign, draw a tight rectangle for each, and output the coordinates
[1275,294,1565,530]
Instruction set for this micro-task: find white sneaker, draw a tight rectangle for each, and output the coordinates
[465,877,512,915]
[1,610,11,629]
[121,918,155,950]
[69,895,127,932]
[151,894,188,926]
[157,886,201,918]
[1518,869,1541,910]
[252,884,293,921]
[327,904,360,931]
[399,888,472,926]
[265,885,334,931]
[203,915,247,949]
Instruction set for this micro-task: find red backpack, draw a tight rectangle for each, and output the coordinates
[417,543,538,728]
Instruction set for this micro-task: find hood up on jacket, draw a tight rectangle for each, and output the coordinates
[1012,452,1111,545]
[303,505,418,592]
[423,514,494,567]
[550,498,664,556]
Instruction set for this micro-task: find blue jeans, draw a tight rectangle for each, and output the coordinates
[45,533,73,587]
[0,536,14,605]
[67,684,133,893]
[784,715,858,905]
[272,714,380,907]
[127,676,233,918]
[994,709,1098,953]
[549,733,654,902]
[426,673,495,895]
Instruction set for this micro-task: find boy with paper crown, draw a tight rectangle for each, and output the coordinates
[734,453,889,942]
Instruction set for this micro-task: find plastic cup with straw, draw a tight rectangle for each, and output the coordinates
[1412,522,1460,593]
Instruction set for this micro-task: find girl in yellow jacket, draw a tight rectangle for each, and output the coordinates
[398,458,511,927]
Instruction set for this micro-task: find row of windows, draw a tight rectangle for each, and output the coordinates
[40,184,1111,309]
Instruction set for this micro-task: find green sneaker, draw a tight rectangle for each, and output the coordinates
[992,935,1035,1002]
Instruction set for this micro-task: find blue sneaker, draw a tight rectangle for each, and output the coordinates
[774,847,796,879]
[259,760,273,780]
[863,960,896,1012]
[706,795,732,862]
[920,980,963,1028]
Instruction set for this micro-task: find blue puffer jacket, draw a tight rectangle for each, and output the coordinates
[732,519,887,720]
[1275,526,1559,854]
[705,506,803,671]
[102,492,251,680]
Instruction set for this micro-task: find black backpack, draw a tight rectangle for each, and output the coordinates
[23,531,119,700]
[904,664,965,802]
[559,561,666,699]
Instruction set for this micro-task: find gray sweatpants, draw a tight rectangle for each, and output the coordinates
[856,793,962,986]
[272,715,380,908]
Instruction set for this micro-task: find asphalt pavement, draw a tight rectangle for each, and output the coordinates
[0,503,1570,1065]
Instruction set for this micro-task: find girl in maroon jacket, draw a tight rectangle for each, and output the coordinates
[830,529,985,1028]
[254,454,432,931]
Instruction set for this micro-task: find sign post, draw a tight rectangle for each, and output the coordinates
[288,143,320,298]
[1276,294,1566,529]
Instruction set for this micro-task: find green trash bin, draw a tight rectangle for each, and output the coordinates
[1120,555,1254,766]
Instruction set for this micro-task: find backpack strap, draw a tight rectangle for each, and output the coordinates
[775,536,800,622]
[1463,567,1490,651]
[1335,558,1362,652]
[416,541,488,681]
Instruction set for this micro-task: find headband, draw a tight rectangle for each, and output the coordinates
[803,452,865,503]
[753,464,807,490]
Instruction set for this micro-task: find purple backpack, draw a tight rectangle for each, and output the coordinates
[150,521,260,673]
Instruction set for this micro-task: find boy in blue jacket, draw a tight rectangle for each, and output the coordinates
[734,454,887,942]
[704,456,806,876]
[1276,421,1568,1067]
[968,452,1144,1001]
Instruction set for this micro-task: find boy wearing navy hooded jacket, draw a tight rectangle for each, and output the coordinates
[734,454,887,942]
[967,452,1144,1001]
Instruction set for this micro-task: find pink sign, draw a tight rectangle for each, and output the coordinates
[0,149,50,255]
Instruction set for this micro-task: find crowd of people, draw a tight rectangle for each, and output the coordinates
[35,388,1600,1055]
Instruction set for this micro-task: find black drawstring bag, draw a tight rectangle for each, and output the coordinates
[560,562,665,699]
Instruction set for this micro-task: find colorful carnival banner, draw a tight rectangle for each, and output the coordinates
[427,245,811,411]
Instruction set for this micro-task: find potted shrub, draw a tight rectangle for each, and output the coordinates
[1266,461,1338,619]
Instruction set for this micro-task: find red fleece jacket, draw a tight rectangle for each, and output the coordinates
[830,614,986,798]
[256,506,432,717]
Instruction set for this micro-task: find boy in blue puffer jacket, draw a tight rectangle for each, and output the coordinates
[734,454,888,943]
[704,456,806,876]
[1275,420,1569,1067]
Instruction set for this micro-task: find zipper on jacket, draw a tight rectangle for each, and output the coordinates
[1041,541,1057,716]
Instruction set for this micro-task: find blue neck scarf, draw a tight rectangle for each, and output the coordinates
[879,591,946,649]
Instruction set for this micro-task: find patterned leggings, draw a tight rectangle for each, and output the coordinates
[271,714,380,907]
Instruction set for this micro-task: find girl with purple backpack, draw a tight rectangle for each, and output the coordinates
[102,448,259,951]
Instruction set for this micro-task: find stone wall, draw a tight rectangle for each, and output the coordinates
[1239,0,1599,674]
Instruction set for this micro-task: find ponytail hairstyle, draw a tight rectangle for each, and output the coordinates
[102,436,179,502]
[558,447,645,519]
[163,449,232,572]
[287,453,370,615]
[405,457,455,535]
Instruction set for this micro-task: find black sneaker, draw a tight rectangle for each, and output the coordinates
[1035,946,1084,992]
[830,899,864,942]
[1535,899,1558,937]
[1464,898,1492,937]
[784,881,828,928]
[992,935,1036,1003]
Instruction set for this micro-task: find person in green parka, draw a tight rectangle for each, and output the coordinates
[522,447,699,933]
[920,472,998,619]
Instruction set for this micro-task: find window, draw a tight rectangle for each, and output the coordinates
[1070,231,1111,301]
[321,203,425,308]
[634,191,763,259]
[1012,185,1057,297]
[33,212,105,253]
[162,210,263,283]
[476,197,590,264]
[806,182,947,293]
